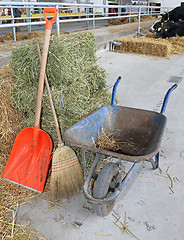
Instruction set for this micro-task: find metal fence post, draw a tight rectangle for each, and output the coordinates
[137,6,141,37]
[86,5,89,28]
[26,7,31,33]
[118,6,120,16]
[93,7,95,29]
[129,7,131,23]
[11,7,16,42]
[56,5,60,37]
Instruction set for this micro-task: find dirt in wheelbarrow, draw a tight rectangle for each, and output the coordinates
[96,130,147,156]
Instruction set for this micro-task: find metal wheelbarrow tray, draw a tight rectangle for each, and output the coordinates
[63,105,166,162]
[63,77,178,216]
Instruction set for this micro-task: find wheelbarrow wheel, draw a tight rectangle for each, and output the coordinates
[92,162,119,216]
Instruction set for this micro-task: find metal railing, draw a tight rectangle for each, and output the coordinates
[0,1,171,42]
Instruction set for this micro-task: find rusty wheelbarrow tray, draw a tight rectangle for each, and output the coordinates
[63,77,178,216]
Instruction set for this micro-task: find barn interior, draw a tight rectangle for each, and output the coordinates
[0,2,184,240]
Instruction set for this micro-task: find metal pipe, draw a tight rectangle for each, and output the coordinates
[137,6,141,37]
[82,149,87,181]
[93,7,95,29]
[10,7,16,42]
[120,162,141,190]
[56,5,60,37]
[160,84,178,114]
[111,76,121,106]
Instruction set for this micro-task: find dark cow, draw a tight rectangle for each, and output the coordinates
[155,21,184,38]
[161,6,184,22]
[150,20,170,33]
[150,20,162,32]
[150,6,184,33]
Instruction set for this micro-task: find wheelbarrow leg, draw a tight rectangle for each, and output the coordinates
[82,149,87,181]
[120,161,141,191]
[150,152,159,170]
[83,153,101,196]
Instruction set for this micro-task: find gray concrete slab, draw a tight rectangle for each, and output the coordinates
[16,50,184,240]
[0,51,11,67]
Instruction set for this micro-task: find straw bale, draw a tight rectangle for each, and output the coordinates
[114,36,171,58]
[168,36,184,55]
[114,36,184,58]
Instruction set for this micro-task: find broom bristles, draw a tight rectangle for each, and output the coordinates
[49,146,83,200]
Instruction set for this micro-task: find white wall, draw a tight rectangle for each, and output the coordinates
[69,0,105,14]
[150,0,182,9]
[90,0,104,14]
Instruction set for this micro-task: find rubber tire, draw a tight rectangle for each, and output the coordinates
[92,162,119,216]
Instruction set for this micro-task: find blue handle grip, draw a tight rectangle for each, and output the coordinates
[160,84,178,114]
[111,76,121,106]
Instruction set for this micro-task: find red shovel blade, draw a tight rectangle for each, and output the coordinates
[2,127,52,193]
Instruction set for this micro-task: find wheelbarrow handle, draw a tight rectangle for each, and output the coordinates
[43,8,58,30]
[160,84,178,114]
[111,76,121,106]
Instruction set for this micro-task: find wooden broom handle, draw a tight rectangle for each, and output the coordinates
[34,8,58,127]
[36,44,63,146]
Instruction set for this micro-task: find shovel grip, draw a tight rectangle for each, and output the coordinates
[43,8,58,30]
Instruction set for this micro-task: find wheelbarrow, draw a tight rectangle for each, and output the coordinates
[62,77,178,216]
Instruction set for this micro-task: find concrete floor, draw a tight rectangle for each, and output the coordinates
[16,50,184,240]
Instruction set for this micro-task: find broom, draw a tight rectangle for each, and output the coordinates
[36,44,83,199]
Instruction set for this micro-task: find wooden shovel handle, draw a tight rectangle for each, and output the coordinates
[34,8,58,128]
[36,44,63,146]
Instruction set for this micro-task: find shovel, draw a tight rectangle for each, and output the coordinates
[2,8,58,193]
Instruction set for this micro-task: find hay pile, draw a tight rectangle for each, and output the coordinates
[108,17,129,26]
[0,66,22,158]
[96,130,144,156]
[114,36,184,58]
[108,15,139,26]
[168,36,184,54]
[0,65,44,239]
[0,31,63,43]
[11,32,111,147]
[108,15,155,26]
[96,131,124,153]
